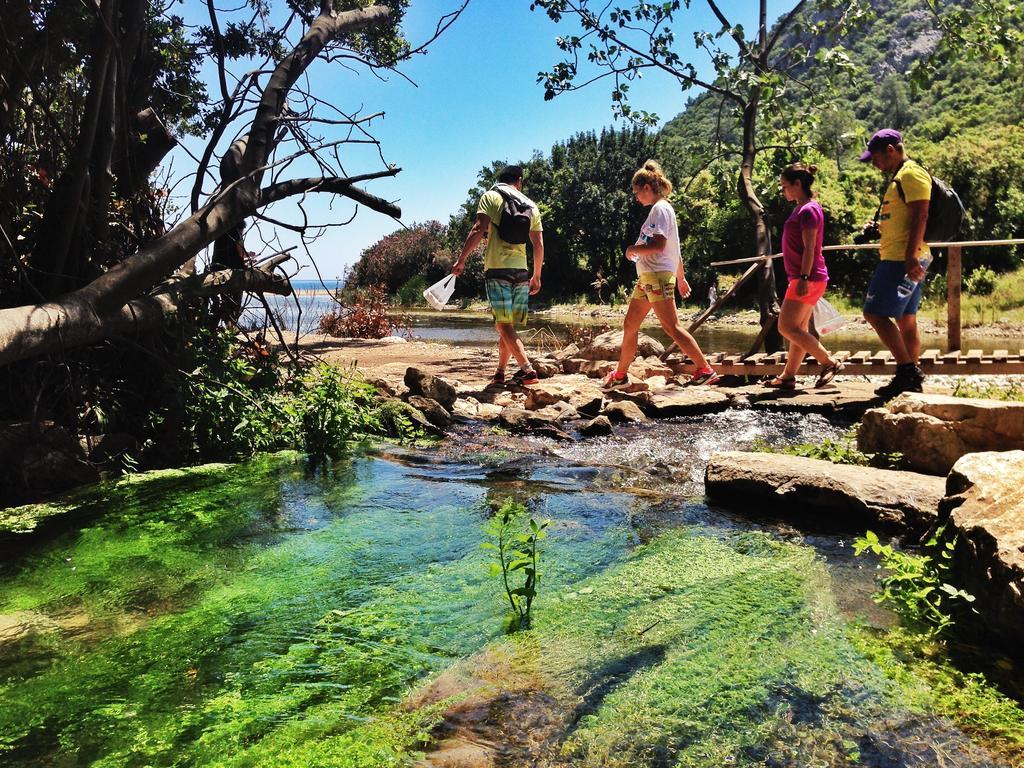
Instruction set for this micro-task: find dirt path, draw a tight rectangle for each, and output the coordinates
[299,336,499,390]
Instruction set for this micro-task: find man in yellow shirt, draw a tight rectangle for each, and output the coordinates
[452,165,545,387]
[860,129,930,396]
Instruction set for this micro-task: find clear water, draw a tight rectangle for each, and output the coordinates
[1,415,1022,767]
[259,289,1015,355]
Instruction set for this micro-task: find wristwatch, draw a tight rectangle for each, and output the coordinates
[800,274,809,280]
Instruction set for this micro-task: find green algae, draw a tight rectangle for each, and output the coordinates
[2,447,1022,767]
[0,454,630,766]
[438,528,1024,767]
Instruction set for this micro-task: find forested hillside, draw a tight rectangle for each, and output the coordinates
[348,0,1024,304]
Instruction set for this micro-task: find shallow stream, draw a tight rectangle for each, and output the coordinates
[2,413,1022,766]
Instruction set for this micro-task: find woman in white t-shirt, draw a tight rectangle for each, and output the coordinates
[602,160,719,390]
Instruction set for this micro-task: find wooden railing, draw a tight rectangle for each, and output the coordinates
[710,238,1024,352]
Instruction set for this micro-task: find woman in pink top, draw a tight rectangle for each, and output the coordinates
[767,163,844,389]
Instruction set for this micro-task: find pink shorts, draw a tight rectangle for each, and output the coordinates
[784,279,827,305]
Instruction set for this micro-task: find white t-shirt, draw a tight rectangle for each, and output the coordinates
[634,198,681,274]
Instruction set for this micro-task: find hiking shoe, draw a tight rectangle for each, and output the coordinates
[486,369,506,388]
[814,360,845,388]
[874,372,921,398]
[687,367,721,386]
[510,368,539,386]
[601,371,630,391]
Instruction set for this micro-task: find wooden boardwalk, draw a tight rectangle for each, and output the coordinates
[666,349,1024,376]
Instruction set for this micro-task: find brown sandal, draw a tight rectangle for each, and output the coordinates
[764,375,796,390]
[815,360,845,388]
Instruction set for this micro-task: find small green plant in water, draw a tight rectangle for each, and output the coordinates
[482,499,549,631]
[753,432,902,469]
[853,528,976,638]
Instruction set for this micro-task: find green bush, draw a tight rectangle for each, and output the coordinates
[395,275,428,307]
[172,329,409,461]
[965,266,998,295]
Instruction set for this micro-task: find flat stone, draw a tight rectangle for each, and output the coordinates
[476,403,504,420]
[577,330,664,361]
[577,359,615,378]
[533,359,560,378]
[560,358,588,375]
[858,392,1024,475]
[406,396,452,428]
[451,398,480,419]
[732,380,886,416]
[579,415,613,437]
[603,400,647,423]
[498,407,572,440]
[705,451,944,534]
[642,375,669,391]
[524,376,604,416]
[534,401,579,423]
[629,356,675,380]
[404,367,458,409]
[551,342,580,362]
[645,388,731,418]
[939,450,1024,652]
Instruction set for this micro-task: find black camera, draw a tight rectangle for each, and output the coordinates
[853,220,879,244]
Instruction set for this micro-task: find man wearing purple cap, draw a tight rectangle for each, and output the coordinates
[859,128,930,396]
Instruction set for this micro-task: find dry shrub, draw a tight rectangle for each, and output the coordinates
[317,285,410,339]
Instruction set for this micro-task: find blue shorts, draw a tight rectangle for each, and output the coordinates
[864,261,922,318]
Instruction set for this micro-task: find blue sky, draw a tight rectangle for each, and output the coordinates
[172,1,785,279]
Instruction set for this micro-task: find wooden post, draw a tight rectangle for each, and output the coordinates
[947,245,961,352]
[659,259,763,361]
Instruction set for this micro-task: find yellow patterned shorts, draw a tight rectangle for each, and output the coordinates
[631,271,676,303]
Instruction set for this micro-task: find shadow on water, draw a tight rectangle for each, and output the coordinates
[1,413,1022,766]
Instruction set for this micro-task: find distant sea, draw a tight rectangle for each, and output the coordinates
[289,279,339,294]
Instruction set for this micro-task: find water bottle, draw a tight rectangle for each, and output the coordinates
[896,253,932,299]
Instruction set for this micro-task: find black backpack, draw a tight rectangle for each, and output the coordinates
[492,186,533,245]
[893,169,965,243]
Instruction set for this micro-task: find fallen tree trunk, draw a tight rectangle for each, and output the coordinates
[0,3,398,368]
[0,266,294,363]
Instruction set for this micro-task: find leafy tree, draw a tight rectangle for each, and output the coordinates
[349,221,453,294]
[531,0,870,350]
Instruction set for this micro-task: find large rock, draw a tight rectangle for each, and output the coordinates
[628,356,674,380]
[404,367,458,409]
[551,343,580,362]
[705,451,944,534]
[603,400,647,423]
[577,330,664,361]
[729,381,886,417]
[498,408,572,440]
[579,415,613,437]
[406,396,451,428]
[645,388,731,418]
[524,376,604,416]
[858,392,1024,475]
[938,451,1024,652]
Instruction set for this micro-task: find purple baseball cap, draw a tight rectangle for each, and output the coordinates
[859,129,903,161]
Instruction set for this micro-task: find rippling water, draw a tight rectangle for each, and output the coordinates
[1,415,1021,767]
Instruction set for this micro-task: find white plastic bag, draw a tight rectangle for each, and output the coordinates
[423,274,456,310]
[812,297,846,335]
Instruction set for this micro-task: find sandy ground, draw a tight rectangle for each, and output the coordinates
[299,334,1024,399]
[299,336,499,390]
